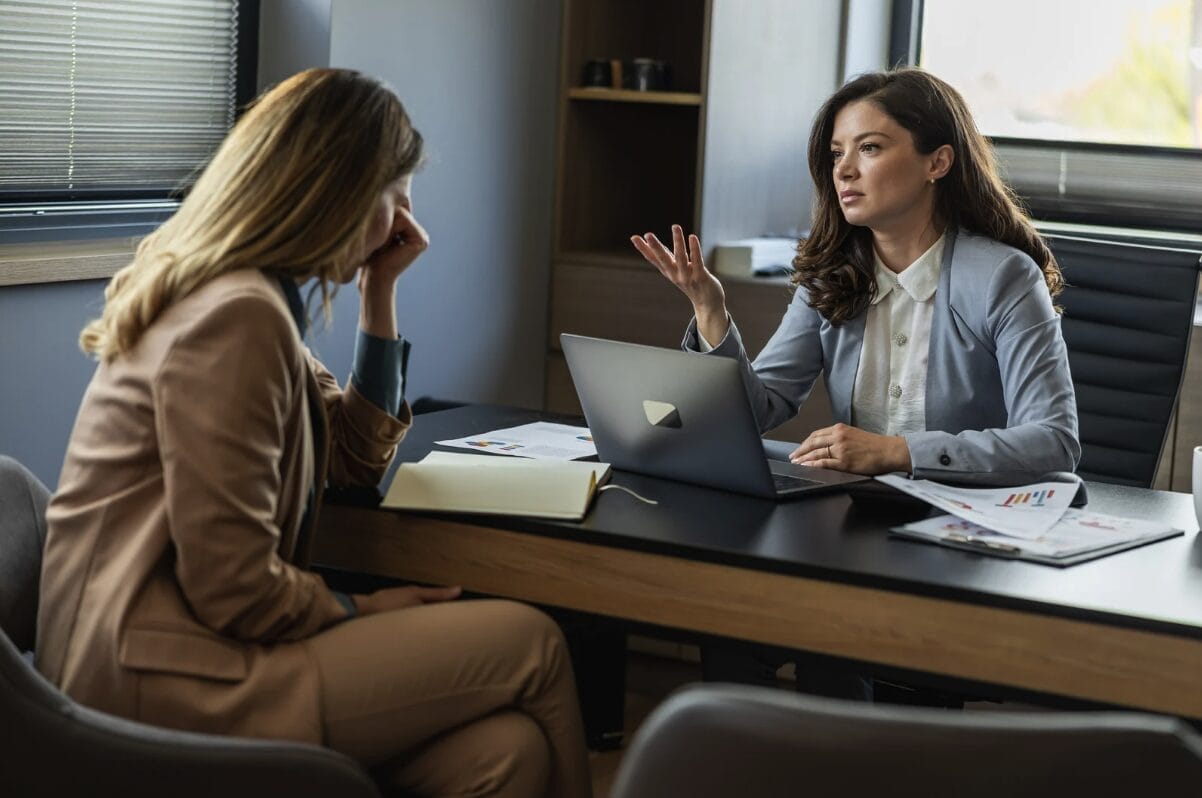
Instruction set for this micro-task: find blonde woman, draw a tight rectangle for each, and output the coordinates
[36,69,592,798]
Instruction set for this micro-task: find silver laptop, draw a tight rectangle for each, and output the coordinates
[560,334,870,499]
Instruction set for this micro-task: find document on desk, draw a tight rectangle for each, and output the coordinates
[435,422,597,460]
[893,510,1182,564]
[876,474,1074,539]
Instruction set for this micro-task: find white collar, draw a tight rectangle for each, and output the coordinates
[870,232,945,305]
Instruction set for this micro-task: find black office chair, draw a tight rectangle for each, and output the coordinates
[612,683,1202,798]
[1049,234,1202,487]
[0,455,382,798]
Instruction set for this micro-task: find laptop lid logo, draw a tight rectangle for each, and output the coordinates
[642,400,682,429]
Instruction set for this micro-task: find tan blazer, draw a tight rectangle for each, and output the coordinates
[36,269,410,743]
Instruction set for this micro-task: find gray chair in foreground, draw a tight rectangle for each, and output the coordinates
[0,455,381,798]
[1049,234,1202,487]
[612,683,1202,798]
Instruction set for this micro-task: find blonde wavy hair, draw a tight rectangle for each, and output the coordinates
[81,68,424,360]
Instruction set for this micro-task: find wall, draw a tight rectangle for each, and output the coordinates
[842,0,893,81]
[0,280,106,487]
[324,0,562,410]
[699,0,844,244]
[257,0,331,88]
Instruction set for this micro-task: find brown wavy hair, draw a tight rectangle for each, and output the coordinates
[81,68,424,361]
[792,67,1062,325]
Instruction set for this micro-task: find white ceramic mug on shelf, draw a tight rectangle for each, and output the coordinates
[1194,446,1202,527]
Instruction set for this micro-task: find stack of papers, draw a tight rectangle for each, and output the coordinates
[877,474,1182,565]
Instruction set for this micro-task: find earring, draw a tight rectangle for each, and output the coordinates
[929,178,935,184]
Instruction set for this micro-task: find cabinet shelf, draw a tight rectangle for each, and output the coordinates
[568,87,702,106]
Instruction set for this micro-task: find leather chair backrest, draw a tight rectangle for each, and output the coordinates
[612,684,1202,798]
[1049,235,1201,487]
[0,455,50,652]
[0,627,381,798]
[0,456,383,797]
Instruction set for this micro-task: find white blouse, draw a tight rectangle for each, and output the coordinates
[850,233,944,436]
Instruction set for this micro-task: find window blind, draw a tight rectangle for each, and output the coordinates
[995,141,1202,233]
[0,0,240,202]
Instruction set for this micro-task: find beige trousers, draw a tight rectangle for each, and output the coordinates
[305,599,593,798]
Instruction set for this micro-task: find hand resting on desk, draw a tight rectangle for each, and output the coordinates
[790,422,912,475]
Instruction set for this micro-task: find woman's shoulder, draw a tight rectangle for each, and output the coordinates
[951,230,1037,271]
[188,268,289,308]
[949,230,1043,294]
[144,269,301,361]
[167,270,293,330]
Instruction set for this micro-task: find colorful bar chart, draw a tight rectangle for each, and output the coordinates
[998,489,1055,507]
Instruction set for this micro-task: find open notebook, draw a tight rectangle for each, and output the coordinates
[381,451,612,521]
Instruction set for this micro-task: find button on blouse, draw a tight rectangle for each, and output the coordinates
[851,234,945,437]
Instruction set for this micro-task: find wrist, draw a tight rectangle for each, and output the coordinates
[695,305,728,331]
[892,436,913,473]
[330,590,360,618]
[348,593,370,616]
[360,277,397,307]
[359,285,398,340]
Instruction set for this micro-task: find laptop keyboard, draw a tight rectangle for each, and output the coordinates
[772,473,824,491]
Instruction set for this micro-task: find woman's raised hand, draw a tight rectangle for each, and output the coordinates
[361,204,429,290]
[631,224,730,345]
[356,199,429,341]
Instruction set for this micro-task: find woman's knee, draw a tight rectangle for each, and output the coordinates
[497,711,551,797]
[390,711,549,798]
[464,711,551,798]
[481,600,569,664]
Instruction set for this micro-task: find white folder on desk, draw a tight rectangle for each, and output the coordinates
[891,509,1182,566]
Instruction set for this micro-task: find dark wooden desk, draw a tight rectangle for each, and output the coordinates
[314,406,1202,719]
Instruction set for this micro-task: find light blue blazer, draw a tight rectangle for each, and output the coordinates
[685,229,1081,482]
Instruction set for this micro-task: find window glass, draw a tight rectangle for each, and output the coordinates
[921,0,1200,151]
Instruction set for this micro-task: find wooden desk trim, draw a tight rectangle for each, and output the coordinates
[316,506,1202,720]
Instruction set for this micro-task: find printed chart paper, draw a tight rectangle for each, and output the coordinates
[875,474,1075,539]
[435,421,597,460]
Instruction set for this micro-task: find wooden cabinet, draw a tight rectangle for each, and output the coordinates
[554,0,707,259]
[545,0,840,442]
